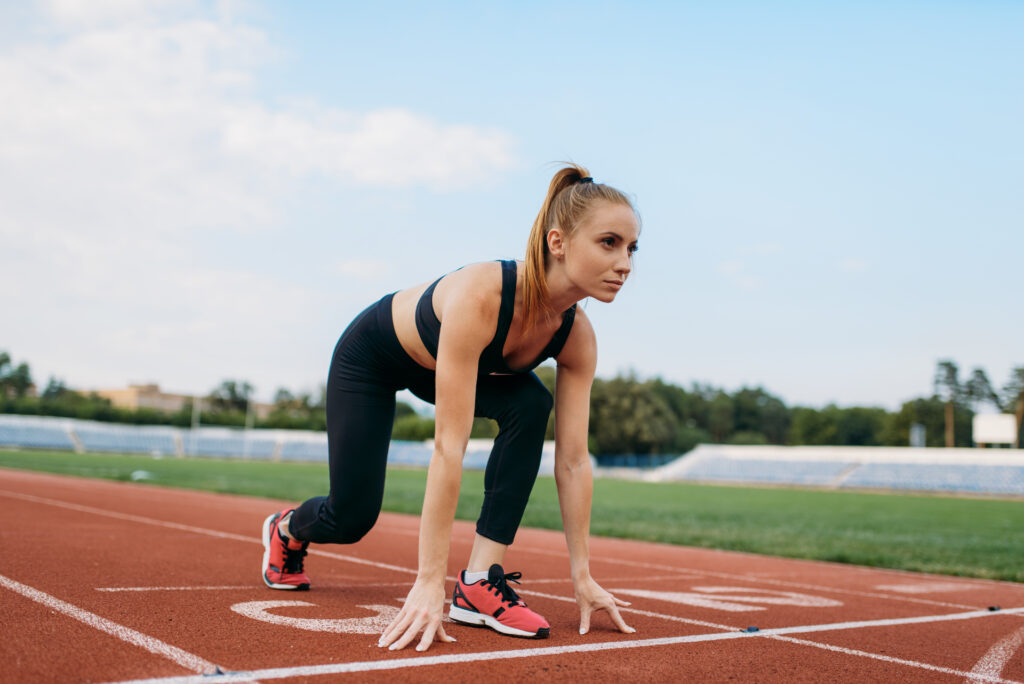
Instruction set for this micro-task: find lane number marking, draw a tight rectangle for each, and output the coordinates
[230,601,399,634]
[611,585,843,612]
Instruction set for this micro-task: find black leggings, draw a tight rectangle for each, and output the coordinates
[288,293,553,547]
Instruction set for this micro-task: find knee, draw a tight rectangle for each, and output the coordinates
[322,499,379,544]
[503,379,553,429]
[524,379,553,422]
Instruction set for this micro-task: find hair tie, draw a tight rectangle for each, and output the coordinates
[579,176,593,184]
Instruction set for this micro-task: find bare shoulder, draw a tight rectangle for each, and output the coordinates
[555,306,597,373]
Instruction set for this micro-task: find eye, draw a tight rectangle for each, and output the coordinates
[628,243,639,255]
[601,237,615,247]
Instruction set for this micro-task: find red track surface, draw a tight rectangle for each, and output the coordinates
[2,467,1023,683]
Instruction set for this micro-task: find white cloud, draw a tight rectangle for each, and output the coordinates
[0,2,516,396]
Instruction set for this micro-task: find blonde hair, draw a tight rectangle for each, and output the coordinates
[523,163,636,331]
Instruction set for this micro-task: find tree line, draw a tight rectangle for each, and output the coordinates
[3,350,1022,456]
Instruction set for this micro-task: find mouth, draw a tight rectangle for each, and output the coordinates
[604,280,624,290]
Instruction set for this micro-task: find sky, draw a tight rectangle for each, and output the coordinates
[1,0,1021,411]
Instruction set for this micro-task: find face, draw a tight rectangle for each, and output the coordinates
[552,200,639,303]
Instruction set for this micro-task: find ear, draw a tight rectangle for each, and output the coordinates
[546,227,566,260]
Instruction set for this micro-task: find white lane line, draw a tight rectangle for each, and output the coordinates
[103,607,1024,684]
[876,582,982,594]
[0,573,217,675]
[769,634,1021,684]
[0,489,415,575]
[97,586,255,592]
[967,626,1024,683]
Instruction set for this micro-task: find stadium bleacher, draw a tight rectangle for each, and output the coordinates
[680,457,854,487]
[648,444,1024,496]
[75,425,178,457]
[0,419,76,451]
[2,415,1021,495]
[186,434,277,460]
[843,463,1024,495]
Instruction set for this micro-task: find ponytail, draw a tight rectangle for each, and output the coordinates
[522,164,635,332]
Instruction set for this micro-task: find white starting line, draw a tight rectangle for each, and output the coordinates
[103,607,1024,684]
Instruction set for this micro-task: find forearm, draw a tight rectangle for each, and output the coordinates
[555,454,593,580]
[417,449,463,583]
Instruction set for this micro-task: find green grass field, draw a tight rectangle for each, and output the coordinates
[2,448,1021,582]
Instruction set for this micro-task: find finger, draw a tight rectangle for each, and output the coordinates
[437,624,457,644]
[390,615,427,651]
[612,596,632,607]
[579,606,592,635]
[415,619,439,652]
[378,610,410,647]
[603,604,636,634]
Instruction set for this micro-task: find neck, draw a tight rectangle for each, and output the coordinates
[542,261,587,313]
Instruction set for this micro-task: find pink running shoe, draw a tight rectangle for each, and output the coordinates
[449,564,550,638]
[261,509,311,591]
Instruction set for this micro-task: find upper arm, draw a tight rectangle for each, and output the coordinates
[553,308,597,460]
[432,272,497,457]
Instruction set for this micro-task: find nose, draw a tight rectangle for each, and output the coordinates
[616,250,632,278]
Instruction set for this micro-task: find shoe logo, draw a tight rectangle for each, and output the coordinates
[452,582,478,612]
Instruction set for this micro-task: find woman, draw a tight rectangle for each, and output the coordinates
[261,164,640,652]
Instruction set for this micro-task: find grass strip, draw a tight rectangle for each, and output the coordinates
[1,448,1020,582]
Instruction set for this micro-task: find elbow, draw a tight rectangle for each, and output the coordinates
[431,434,468,462]
[555,454,592,481]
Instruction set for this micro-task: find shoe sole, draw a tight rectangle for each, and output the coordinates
[261,513,310,591]
[449,605,549,639]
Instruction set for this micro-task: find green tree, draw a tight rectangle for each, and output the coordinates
[965,368,1001,412]
[789,406,838,445]
[933,360,962,447]
[1001,367,1024,448]
[707,391,734,443]
[732,386,789,444]
[41,377,71,400]
[207,380,254,413]
[589,376,676,454]
[882,397,972,448]
[0,351,34,398]
[726,430,769,445]
[835,407,887,446]
[391,413,435,441]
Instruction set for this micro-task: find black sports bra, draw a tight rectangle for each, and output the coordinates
[414,260,577,375]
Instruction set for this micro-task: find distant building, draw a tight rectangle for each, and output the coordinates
[94,384,272,419]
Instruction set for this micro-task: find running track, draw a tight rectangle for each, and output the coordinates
[2,467,1023,683]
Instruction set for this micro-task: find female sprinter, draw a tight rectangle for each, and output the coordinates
[260,164,639,652]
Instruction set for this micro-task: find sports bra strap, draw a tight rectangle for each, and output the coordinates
[539,303,577,362]
[414,277,444,358]
[480,260,517,363]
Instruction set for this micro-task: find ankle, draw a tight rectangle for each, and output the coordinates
[278,512,296,541]
[462,569,489,584]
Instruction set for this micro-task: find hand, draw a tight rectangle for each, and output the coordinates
[378,578,457,652]
[574,574,635,636]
